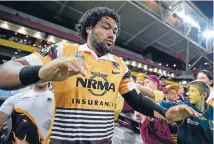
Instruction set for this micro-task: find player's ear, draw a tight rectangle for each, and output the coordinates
[201,92,208,100]
[86,27,92,35]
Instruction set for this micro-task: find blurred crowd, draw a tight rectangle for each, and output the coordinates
[132,69,213,144]
[0,28,52,49]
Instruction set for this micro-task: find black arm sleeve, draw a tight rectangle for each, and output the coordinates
[122,89,167,118]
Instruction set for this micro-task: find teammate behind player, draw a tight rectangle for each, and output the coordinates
[0,82,54,144]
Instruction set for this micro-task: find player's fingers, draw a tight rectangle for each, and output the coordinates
[74,58,87,76]
[73,52,88,70]
[77,57,88,70]
[66,58,87,76]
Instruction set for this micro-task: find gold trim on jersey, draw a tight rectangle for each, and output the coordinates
[12,131,28,144]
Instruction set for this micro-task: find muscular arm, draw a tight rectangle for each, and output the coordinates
[0,112,9,125]
[0,96,16,125]
[136,83,155,99]
[0,58,30,90]
[122,89,167,120]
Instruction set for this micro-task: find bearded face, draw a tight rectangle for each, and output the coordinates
[88,17,118,56]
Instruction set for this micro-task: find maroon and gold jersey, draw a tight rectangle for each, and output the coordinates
[25,42,136,144]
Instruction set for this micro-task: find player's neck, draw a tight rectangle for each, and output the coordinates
[87,41,102,57]
[33,87,48,92]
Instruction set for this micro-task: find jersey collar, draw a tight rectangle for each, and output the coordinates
[78,44,116,62]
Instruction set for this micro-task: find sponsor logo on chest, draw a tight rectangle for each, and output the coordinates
[76,72,115,96]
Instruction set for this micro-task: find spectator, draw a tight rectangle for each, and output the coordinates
[196,70,214,106]
[177,85,188,102]
[163,84,180,102]
[27,40,32,45]
[159,75,167,90]
[18,39,23,44]
[8,36,14,41]
[163,84,180,142]
[143,74,164,102]
[135,73,144,85]
[141,84,180,144]
[136,75,175,144]
[14,37,18,43]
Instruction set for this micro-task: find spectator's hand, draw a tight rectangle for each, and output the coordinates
[39,54,88,82]
[165,104,202,122]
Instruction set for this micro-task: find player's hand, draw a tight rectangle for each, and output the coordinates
[38,56,87,81]
[165,104,202,122]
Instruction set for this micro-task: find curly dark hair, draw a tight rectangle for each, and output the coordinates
[75,6,121,40]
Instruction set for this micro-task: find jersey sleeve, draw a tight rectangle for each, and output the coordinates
[119,61,136,95]
[24,42,64,66]
[0,96,16,116]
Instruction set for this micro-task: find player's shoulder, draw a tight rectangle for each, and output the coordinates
[8,90,33,103]
[12,90,32,98]
[63,42,80,49]
[111,54,127,69]
[111,54,124,63]
[62,42,80,56]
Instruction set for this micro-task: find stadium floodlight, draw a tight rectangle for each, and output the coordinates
[18,27,27,35]
[62,40,67,43]
[149,68,153,72]
[171,73,175,78]
[131,61,136,67]
[1,21,9,29]
[143,65,148,70]
[125,61,129,65]
[48,36,56,43]
[138,63,142,68]
[182,81,187,85]
[158,69,162,74]
[162,70,167,76]
[202,30,214,39]
[175,10,200,30]
[35,32,42,39]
